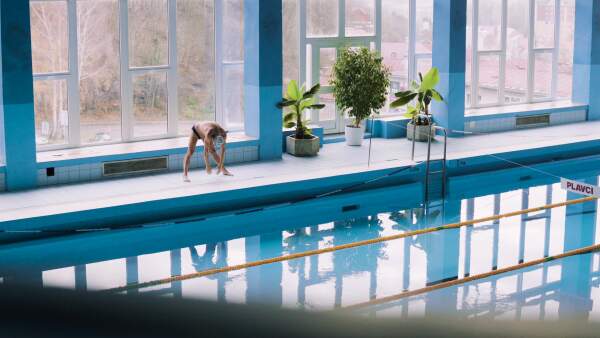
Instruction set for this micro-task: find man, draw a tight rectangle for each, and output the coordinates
[183,121,233,182]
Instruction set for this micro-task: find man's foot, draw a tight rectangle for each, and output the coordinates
[183,175,191,183]
[219,168,233,176]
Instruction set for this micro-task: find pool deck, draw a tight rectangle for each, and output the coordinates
[2,121,600,237]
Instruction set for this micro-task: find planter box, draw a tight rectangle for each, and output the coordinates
[407,122,435,142]
[286,135,320,157]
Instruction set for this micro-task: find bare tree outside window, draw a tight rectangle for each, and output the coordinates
[30,0,69,146]
[77,0,122,145]
[177,0,216,135]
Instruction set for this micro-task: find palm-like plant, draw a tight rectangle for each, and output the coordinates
[277,80,325,139]
[390,67,444,125]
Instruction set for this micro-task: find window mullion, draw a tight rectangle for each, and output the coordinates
[551,0,560,99]
[167,0,178,137]
[499,0,507,105]
[472,0,479,108]
[119,0,133,141]
[527,0,535,103]
[339,0,345,39]
[67,0,81,148]
[214,0,224,126]
[299,0,307,87]
[374,0,382,52]
[408,0,416,82]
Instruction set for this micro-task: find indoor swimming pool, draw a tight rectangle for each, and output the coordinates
[2,162,600,321]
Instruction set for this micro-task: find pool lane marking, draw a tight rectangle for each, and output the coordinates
[342,242,600,311]
[104,196,597,293]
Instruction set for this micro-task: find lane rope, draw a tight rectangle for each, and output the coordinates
[103,195,597,293]
[342,241,600,311]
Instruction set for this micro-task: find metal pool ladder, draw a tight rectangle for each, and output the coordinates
[411,124,448,202]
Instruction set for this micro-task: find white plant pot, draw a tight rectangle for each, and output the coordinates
[345,125,364,146]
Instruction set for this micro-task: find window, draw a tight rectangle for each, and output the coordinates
[30,0,244,150]
[284,0,433,134]
[382,0,433,113]
[30,0,71,147]
[466,0,575,110]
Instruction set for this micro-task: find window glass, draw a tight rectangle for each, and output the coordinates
[478,54,500,105]
[34,79,69,146]
[307,0,339,37]
[283,0,300,88]
[415,0,433,54]
[177,0,215,135]
[222,0,244,62]
[319,48,336,85]
[30,1,69,74]
[382,0,409,101]
[133,72,168,138]
[128,0,169,67]
[222,65,244,130]
[318,93,336,121]
[505,0,529,104]
[416,58,433,79]
[221,0,244,131]
[345,0,375,37]
[533,52,553,99]
[477,0,502,51]
[557,0,574,99]
[78,0,122,145]
[534,0,556,49]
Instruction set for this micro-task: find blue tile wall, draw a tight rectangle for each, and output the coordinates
[465,110,587,134]
[35,146,259,187]
[0,172,5,192]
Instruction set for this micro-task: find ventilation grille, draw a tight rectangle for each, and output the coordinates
[516,114,550,128]
[103,157,168,177]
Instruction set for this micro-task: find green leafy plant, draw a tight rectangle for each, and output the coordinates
[277,80,325,139]
[330,47,391,128]
[390,67,444,126]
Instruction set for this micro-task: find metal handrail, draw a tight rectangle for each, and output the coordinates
[411,123,448,202]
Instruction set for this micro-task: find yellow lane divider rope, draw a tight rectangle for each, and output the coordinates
[343,241,600,311]
[105,196,597,294]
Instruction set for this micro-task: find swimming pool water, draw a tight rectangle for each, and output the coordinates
[2,166,600,321]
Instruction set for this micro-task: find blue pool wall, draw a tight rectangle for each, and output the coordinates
[0,0,598,192]
[4,136,600,242]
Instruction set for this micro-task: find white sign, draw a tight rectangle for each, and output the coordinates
[561,178,600,198]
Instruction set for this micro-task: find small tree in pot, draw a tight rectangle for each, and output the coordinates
[390,67,444,142]
[331,47,390,146]
[277,80,325,157]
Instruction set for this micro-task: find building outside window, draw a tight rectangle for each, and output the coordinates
[30,0,244,150]
[465,0,575,111]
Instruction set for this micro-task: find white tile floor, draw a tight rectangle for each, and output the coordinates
[1,121,600,223]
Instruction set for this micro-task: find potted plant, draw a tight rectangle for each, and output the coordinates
[277,80,325,157]
[390,67,444,142]
[331,47,391,146]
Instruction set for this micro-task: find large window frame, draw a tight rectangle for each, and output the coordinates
[466,0,563,110]
[30,0,243,152]
[293,0,432,134]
